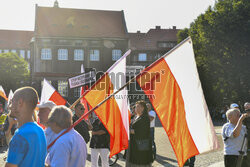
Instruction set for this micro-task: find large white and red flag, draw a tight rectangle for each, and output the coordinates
[40,78,66,105]
[84,50,131,157]
[136,37,219,167]
[0,85,8,101]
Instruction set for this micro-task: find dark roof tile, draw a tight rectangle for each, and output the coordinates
[0,30,33,49]
[35,6,128,38]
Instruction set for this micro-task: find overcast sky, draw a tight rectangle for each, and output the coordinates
[0,0,215,32]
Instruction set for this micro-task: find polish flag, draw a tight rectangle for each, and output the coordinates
[0,85,8,101]
[136,38,219,167]
[84,50,131,157]
[40,79,66,105]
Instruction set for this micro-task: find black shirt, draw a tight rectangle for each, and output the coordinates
[73,115,90,143]
[90,118,110,149]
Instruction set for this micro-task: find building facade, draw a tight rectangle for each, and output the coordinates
[0,3,179,103]
[30,4,129,103]
[0,30,33,64]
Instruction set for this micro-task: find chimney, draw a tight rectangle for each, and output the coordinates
[173,26,176,30]
[155,26,161,30]
[137,31,141,33]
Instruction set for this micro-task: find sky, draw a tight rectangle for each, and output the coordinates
[0,0,215,33]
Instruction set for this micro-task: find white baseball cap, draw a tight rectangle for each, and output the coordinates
[37,101,56,110]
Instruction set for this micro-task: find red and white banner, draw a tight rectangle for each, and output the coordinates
[136,38,219,167]
[84,50,131,157]
[40,79,66,105]
[0,85,8,101]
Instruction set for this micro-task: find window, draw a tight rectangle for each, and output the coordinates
[41,48,52,60]
[27,50,31,59]
[74,49,84,61]
[74,87,81,97]
[58,80,68,97]
[4,49,9,53]
[112,49,122,61]
[90,50,100,61]
[20,50,25,59]
[158,42,176,48]
[11,50,16,53]
[138,53,147,61]
[58,49,68,60]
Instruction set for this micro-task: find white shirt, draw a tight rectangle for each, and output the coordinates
[148,110,156,128]
[46,129,87,167]
[222,122,247,155]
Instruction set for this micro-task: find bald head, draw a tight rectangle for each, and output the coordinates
[14,87,38,111]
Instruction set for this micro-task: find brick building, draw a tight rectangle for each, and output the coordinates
[0,3,179,103]
[30,4,129,102]
[0,30,33,63]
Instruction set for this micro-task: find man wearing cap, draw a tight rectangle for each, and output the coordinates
[37,101,56,128]
[37,101,58,153]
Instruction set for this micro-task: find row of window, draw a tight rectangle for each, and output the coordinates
[41,48,151,62]
[41,49,123,61]
[0,49,30,59]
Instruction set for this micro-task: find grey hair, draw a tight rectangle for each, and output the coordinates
[48,105,73,129]
[244,102,250,108]
[226,108,240,121]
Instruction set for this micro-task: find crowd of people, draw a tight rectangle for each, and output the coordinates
[1,86,249,167]
[1,86,157,167]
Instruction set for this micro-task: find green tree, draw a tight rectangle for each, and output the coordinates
[177,0,250,107]
[0,52,30,93]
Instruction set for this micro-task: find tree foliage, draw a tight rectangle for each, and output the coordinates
[177,0,250,107]
[0,53,30,93]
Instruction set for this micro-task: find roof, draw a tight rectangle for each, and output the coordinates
[128,27,179,50]
[35,6,128,39]
[0,30,33,49]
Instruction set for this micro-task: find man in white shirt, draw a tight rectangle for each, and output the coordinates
[222,108,249,167]
[147,103,156,161]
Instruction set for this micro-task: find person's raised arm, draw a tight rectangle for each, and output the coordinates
[233,113,248,137]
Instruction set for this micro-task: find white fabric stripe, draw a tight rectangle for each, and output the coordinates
[108,51,130,140]
[164,39,219,153]
[40,78,55,103]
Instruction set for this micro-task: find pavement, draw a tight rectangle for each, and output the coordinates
[0,119,225,167]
